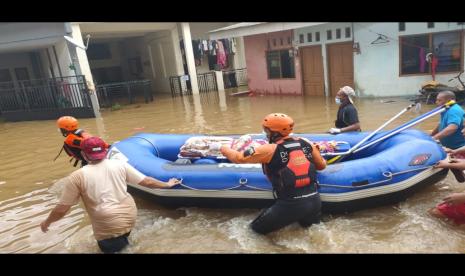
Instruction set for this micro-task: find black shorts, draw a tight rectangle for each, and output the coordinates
[97,232,131,254]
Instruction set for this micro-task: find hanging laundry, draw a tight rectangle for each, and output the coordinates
[203,40,208,51]
[222,39,230,54]
[192,40,201,59]
[231,38,237,54]
[208,54,217,70]
[216,40,227,69]
[212,40,217,55]
[419,48,426,73]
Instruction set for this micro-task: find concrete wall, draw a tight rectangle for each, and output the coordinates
[53,39,75,78]
[0,23,65,53]
[144,30,181,93]
[353,22,465,97]
[244,30,302,95]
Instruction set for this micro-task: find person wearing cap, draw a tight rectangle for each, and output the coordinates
[213,113,326,235]
[40,137,181,253]
[329,86,361,134]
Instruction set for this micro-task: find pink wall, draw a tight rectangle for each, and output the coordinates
[244,30,302,95]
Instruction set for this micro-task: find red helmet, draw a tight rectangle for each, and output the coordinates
[57,116,79,131]
[262,113,294,136]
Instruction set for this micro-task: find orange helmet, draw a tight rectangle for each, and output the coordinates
[57,116,79,131]
[262,113,294,136]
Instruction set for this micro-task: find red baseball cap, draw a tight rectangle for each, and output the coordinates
[81,137,108,161]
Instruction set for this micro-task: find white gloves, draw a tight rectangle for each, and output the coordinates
[210,142,223,151]
[329,128,341,134]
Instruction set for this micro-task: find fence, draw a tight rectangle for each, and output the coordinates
[0,75,94,121]
[223,68,248,89]
[0,75,92,111]
[169,71,218,97]
[95,80,153,108]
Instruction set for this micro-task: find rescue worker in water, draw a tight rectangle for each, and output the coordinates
[216,113,327,234]
[56,116,109,167]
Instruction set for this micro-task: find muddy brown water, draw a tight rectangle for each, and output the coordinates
[1,91,464,253]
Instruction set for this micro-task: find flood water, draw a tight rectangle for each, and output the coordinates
[1,90,465,253]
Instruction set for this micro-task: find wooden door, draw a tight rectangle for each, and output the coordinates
[300,45,325,96]
[327,42,354,97]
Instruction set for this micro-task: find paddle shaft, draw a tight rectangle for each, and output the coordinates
[337,103,416,157]
[352,104,449,154]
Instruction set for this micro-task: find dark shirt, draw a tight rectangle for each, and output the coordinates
[335,103,360,129]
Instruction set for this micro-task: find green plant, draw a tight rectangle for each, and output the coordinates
[111,103,122,111]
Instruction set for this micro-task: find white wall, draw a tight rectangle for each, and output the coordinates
[144,30,181,93]
[53,39,75,78]
[0,23,65,53]
[353,22,465,97]
[233,36,247,69]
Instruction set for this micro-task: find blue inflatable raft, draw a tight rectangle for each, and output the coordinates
[108,129,447,213]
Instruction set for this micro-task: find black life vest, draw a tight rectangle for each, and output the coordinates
[263,138,318,199]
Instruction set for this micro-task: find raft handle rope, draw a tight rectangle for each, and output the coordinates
[317,165,436,189]
[133,136,160,157]
[177,177,272,192]
[173,166,438,192]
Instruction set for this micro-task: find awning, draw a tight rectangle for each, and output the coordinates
[208,22,328,39]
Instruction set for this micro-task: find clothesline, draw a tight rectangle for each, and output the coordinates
[180,38,237,70]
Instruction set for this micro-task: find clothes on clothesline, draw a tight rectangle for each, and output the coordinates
[179,38,237,69]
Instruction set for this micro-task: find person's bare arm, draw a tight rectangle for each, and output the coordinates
[431,125,440,136]
[138,177,181,189]
[40,204,72,232]
[433,124,458,140]
[434,159,465,170]
[341,122,361,133]
[310,144,327,170]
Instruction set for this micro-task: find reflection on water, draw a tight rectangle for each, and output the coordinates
[1,92,465,253]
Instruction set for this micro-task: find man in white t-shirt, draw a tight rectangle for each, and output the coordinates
[40,137,181,253]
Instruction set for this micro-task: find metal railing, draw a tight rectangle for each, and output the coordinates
[169,75,191,97]
[223,68,248,89]
[169,71,218,97]
[197,71,217,93]
[95,80,153,108]
[0,75,91,112]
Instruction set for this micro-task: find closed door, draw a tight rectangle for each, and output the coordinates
[327,42,354,97]
[300,45,325,96]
